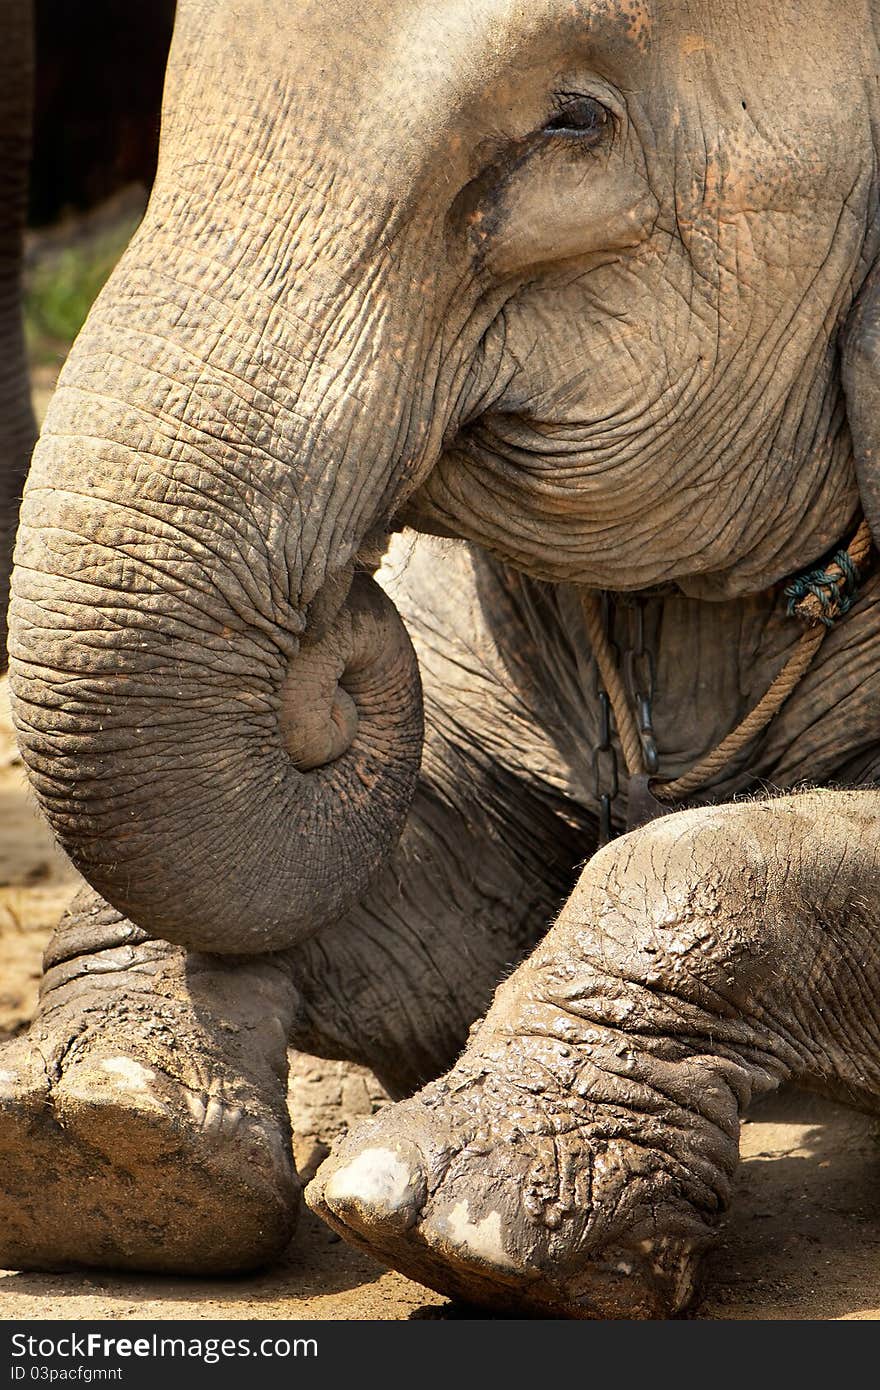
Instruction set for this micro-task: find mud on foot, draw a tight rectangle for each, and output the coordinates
[308,810,822,1318]
[0,898,301,1274]
[306,1012,746,1318]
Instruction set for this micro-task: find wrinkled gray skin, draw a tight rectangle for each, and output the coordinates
[3,0,880,1316]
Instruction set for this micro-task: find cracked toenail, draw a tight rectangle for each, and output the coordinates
[431,1201,518,1270]
[99,1058,156,1090]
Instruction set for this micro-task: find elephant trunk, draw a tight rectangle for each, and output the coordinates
[8,271,425,953]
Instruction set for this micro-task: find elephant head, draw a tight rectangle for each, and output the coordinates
[8,0,880,952]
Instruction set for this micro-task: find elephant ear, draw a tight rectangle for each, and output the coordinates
[842,259,880,544]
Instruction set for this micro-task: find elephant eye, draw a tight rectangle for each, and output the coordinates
[544,96,609,143]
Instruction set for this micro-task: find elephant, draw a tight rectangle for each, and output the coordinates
[2,0,880,1319]
[0,0,37,670]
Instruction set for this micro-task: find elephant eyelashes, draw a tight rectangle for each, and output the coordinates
[543,95,609,144]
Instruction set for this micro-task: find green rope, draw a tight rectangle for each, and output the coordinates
[784,546,860,627]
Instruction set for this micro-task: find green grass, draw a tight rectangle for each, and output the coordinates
[24,214,141,366]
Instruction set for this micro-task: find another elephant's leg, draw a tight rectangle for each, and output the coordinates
[0,888,300,1274]
[309,792,880,1318]
[0,0,37,668]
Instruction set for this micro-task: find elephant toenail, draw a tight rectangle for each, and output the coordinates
[99,1057,156,1090]
[429,1201,518,1271]
[318,1144,427,1232]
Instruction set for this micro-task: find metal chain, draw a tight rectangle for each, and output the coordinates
[591,594,619,846]
[591,595,664,845]
[622,598,659,776]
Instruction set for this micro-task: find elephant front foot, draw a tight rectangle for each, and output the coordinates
[0,891,300,1275]
[307,1026,736,1317]
[308,810,833,1317]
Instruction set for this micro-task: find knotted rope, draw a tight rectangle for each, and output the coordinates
[582,518,875,808]
[783,520,874,626]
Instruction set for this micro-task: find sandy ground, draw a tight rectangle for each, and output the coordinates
[2,372,880,1319]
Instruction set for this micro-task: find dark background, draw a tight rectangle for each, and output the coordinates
[29,0,176,225]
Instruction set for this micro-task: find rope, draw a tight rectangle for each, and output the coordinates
[581,593,645,778]
[783,519,873,626]
[581,518,874,812]
[652,623,825,801]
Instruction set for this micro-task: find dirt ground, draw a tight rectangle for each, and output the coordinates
[2,367,880,1319]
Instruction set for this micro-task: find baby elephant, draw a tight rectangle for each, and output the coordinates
[3,0,880,1318]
